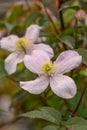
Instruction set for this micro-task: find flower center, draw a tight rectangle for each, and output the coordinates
[41,62,55,75]
[16,38,27,51]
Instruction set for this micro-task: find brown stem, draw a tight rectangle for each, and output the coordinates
[41,0,59,34]
[39,94,50,106]
[71,85,86,117]
[6,76,19,85]
[66,127,71,130]
[63,99,73,112]
[58,2,65,31]
[58,2,67,50]
[59,10,65,31]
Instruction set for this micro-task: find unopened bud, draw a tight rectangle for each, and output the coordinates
[75,9,86,21]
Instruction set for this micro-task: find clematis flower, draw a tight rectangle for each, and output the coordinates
[20,50,82,99]
[0,24,53,74]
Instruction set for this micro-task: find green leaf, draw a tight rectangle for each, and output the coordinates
[0,22,6,28]
[69,126,87,130]
[59,28,74,37]
[60,110,71,121]
[41,107,62,124]
[80,68,87,76]
[43,125,65,130]
[43,125,58,130]
[23,12,41,28]
[20,107,62,125]
[69,6,80,10]
[76,48,87,65]
[0,61,7,82]
[66,117,87,125]
[65,117,87,130]
[5,23,19,34]
[82,5,87,12]
[59,36,75,49]
[0,22,19,34]
[6,5,23,23]
[63,9,75,24]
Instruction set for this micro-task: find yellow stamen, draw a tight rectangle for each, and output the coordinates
[41,62,55,75]
[16,38,27,50]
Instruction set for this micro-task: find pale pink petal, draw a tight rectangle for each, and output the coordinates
[5,52,24,74]
[0,35,19,51]
[36,37,47,43]
[50,74,77,99]
[31,43,54,58]
[24,50,50,74]
[54,50,82,74]
[25,24,41,43]
[20,76,49,94]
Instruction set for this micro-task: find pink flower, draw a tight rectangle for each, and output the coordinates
[0,24,54,74]
[20,50,82,99]
[75,9,86,20]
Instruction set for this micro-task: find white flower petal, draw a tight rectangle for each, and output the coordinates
[50,74,77,99]
[36,37,47,43]
[31,43,54,58]
[5,52,24,74]
[24,50,50,74]
[25,24,41,43]
[20,76,49,94]
[54,50,82,74]
[0,35,19,51]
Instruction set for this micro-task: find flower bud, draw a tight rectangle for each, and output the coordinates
[75,9,86,20]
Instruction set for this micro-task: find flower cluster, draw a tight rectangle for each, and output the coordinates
[0,24,82,99]
[0,25,53,74]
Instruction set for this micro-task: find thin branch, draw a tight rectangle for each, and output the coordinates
[59,10,65,31]
[58,1,67,50]
[63,99,73,112]
[6,76,19,85]
[39,94,50,106]
[41,0,59,34]
[66,127,71,130]
[71,85,87,117]
[58,2,65,31]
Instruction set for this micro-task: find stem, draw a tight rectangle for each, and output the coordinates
[58,3,65,31]
[39,94,50,106]
[58,2,67,50]
[74,19,78,48]
[63,99,73,112]
[6,76,19,85]
[59,10,65,31]
[71,85,86,117]
[66,127,71,130]
[41,0,59,34]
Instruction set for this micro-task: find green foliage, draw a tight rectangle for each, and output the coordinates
[21,107,62,125]
[43,125,59,130]
[65,117,87,130]
[65,117,87,125]
[0,61,7,83]
[23,11,42,28]
[20,106,87,130]
[6,4,24,23]
[59,35,75,49]
[77,48,87,65]
[0,22,19,34]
